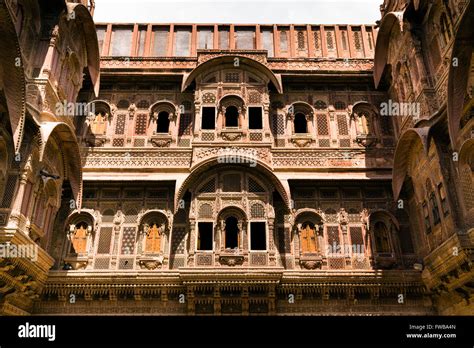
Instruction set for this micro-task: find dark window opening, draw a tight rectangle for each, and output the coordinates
[198,222,213,250]
[157,111,170,133]
[250,222,266,250]
[225,216,239,249]
[430,193,441,225]
[294,113,307,133]
[225,106,239,128]
[249,107,263,129]
[202,107,215,130]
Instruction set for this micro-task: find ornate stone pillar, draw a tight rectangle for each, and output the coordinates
[9,170,28,230]
[193,92,201,137]
[287,112,295,135]
[305,113,314,134]
[169,111,179,145]
[40,25,59,78]
[268,218,276,266]
[187,219,196,267]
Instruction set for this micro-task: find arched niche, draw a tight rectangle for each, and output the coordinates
[293,209,325,270]
[368,210,400,269]
[137,210,171,270]
[216,206,248,252]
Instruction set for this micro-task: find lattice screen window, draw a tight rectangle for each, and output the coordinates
[134,114,148,135]
[225,72,240,83]
[349,226,364,255]
[199,203,213,218]
[112,138,124,147]
[133,138,145,147]
[297,31,305,49]
[199,178,216,193]
[337,114,351,147]
[171,227,186,254]
[316,113,330,146]
[326,226,341,254]
[272,114,285,136]
[353,28,362,51]
[250,203,265,218]
[336,114,348,134]
[248,177,265,193]
[313,29,321,53]
[222,174,241,192]
[295,29,308,57]
[121,227,136,254]
[460,164,473,211]
[179,113,192,136]
[97,227,113,254]
[325,28,335,51]
[115,114,126,134]
[0,175,17,208]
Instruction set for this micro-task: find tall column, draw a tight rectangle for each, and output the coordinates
[268,218,276,266]
[187,219,196,267]
[9,170,28,231]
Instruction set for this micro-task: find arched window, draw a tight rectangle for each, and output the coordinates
[300,222,318,253]
[144,223,162,253]
[374,221,391,253]
[70,222,89,254]
[225,106,239,128]
[224,216,239,249]
[156,111,170,133]
[294,112,307,133]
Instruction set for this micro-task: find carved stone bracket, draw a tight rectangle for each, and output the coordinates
[290,136,315,148]
[219,254,244,266]
[220,131,243,141]
[150,135,172,147]
[356,134,378,147]
[299,254,323,270]
[138,255,164,270]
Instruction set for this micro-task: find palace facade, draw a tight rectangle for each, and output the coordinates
[0,0,472,315]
